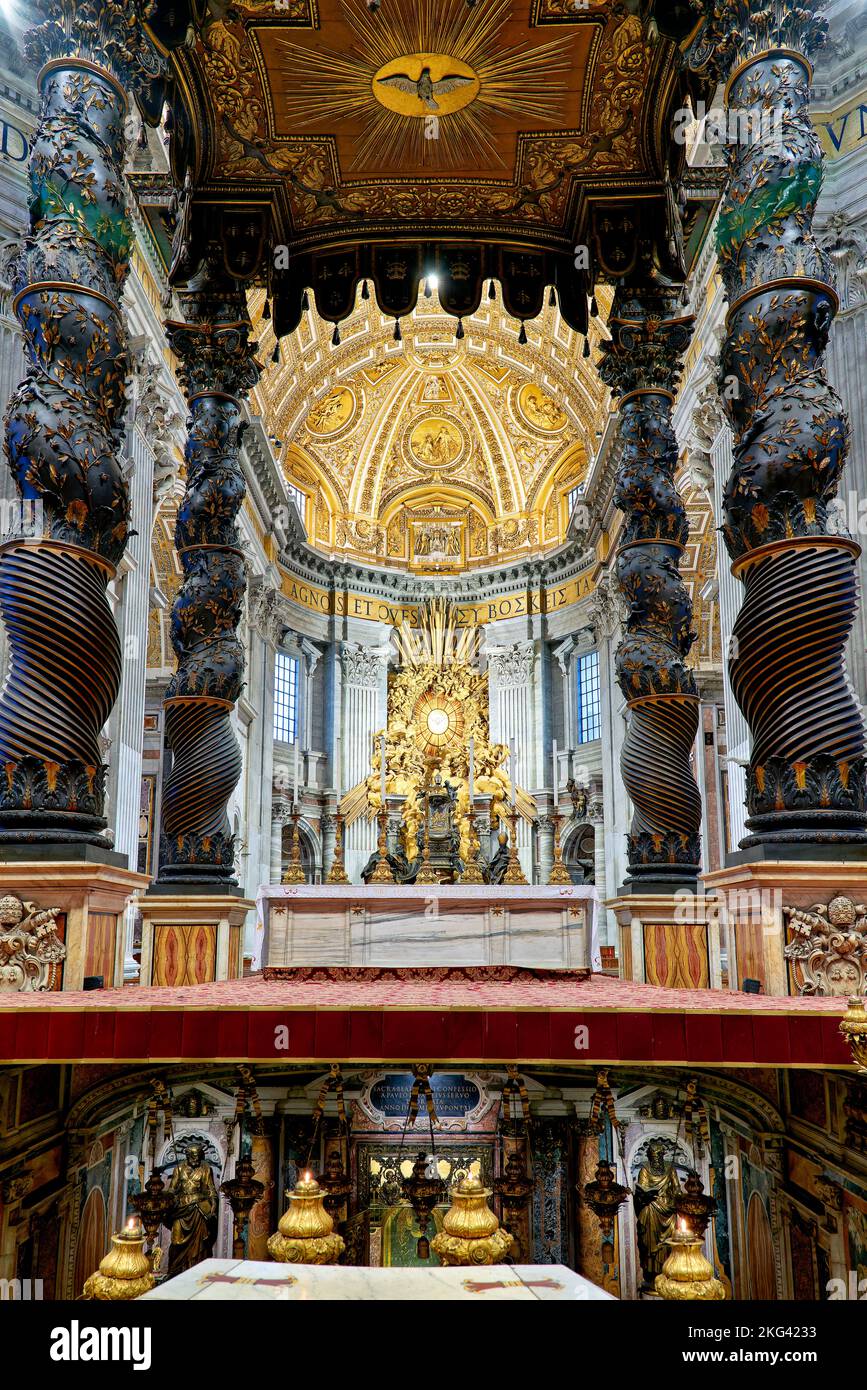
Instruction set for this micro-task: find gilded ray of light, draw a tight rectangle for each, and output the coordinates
[394,598,479,670]
[272,0,576,171]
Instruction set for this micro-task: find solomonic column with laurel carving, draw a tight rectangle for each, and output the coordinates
[598,285,702,886]
[707,1,867,848]
[0,0,156,848]
[157,250,260,886]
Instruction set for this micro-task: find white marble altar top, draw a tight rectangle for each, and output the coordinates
[259,883,598,901]
[254,881,601,972]
[142,1259,614,1301]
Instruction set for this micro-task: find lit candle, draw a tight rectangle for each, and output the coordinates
[468,736,474,804]
[552,738,558,802]
[293,740,299,809]
[334,733,342,802]
[380,733,387,805]
[509,738,517,806]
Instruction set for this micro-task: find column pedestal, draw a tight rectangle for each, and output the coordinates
[0,860,148,991]
[138,894,253,987]
[605,892,720,990]
[702,859,867,997]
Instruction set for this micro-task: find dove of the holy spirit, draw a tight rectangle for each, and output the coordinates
[378,66,473,112]
[373,54,480,118]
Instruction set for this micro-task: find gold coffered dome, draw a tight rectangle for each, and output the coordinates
[251,281,609,571]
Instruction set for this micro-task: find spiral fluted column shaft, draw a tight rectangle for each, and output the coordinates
[599,287,701,885]
[0,1,153,845]
[157,251,260,885]
[708,2,867,846]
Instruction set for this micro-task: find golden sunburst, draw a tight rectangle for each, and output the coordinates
[394,598,479,669]
[273,0,575,170]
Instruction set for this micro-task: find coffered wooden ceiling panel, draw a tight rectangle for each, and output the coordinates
[171,0,678,248]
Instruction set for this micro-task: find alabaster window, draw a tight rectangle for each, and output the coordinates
[576,649,601,745]
[273,652,300,745]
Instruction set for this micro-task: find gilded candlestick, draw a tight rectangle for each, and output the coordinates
[369,806,395,884]
[326,809,350,884]
[503,810,528,885]
[459,808,485,884]
[282,809,306,884]
[548,810,573,885]
[415,784,440,885]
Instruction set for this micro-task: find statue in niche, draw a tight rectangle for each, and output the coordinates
[164,1142,218,1278]
[633,1137,681,1289]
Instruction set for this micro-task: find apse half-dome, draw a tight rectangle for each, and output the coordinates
[251,282,606,572]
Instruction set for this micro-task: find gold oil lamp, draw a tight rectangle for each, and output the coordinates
[581,1158,629,1261]
[83,1217,158,1301]
[267,1170,345,1264]
[431,1173,513,1266]
[840,995,867,1072]
[401,1152,446,1258]
[221,1153,265,1259]
[655,1217,726,1301]
[128,1169,173,1249]
[675,1170,716,1240]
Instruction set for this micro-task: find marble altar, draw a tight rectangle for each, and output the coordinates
[254,883,600,971]
[142,1258,614,1300]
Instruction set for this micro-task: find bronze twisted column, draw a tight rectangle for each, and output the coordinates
[157,250,260,886]
[598,285,702,887]
[0,0,153,849]
[710,2,867,849]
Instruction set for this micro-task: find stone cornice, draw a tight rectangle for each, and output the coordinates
[276,532,595,614]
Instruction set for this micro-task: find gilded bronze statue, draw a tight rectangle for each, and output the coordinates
[633,1138,681,1289]
[164,1143,218,1278]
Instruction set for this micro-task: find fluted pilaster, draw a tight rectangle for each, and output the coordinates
[709,1,867,847]
[0,0,155,848]
[598,285,701,885]
[157,249,260,884]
